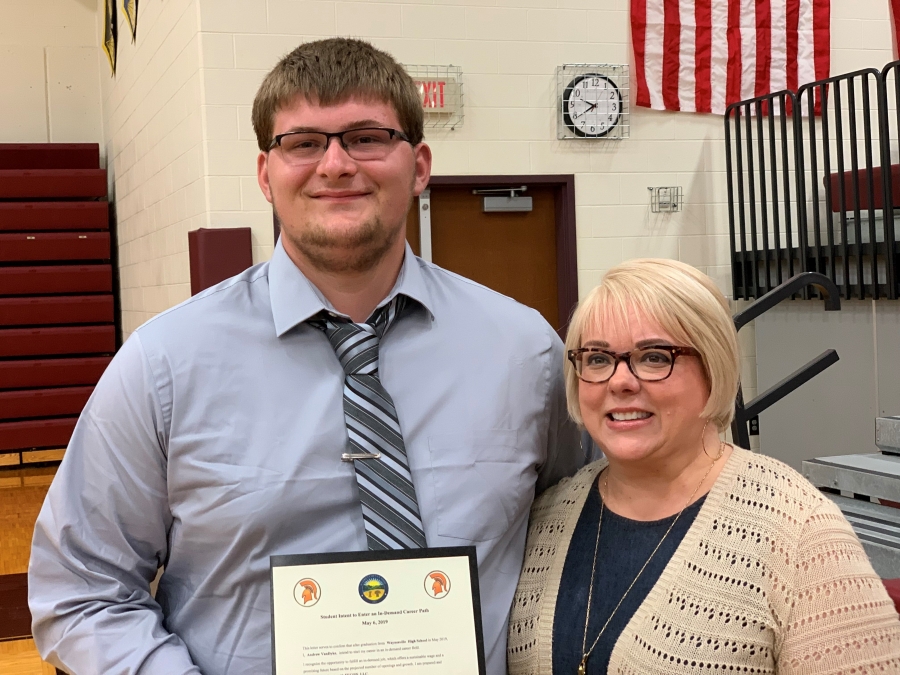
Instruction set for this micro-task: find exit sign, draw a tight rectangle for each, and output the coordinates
[404,65,464,129]
[413,78,460,113]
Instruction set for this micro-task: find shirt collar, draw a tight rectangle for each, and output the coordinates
[268,237,435,337]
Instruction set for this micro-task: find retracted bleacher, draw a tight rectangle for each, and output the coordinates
[0,144,118,467]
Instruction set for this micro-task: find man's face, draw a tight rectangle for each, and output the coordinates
[257,96,431,274]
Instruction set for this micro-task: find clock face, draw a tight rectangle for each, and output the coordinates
[563,74,622,138]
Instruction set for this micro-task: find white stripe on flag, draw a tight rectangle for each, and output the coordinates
[796,0,815,87]
[770,0,787,92]
[679,0,697,112]
[740,0,757,100]
[645,0,666,110]
[710,0,729,114]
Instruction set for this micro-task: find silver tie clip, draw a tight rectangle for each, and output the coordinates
[341,452,382,462]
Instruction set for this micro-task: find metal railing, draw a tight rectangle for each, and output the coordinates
[726,61,900,300]
[731,272,841,449]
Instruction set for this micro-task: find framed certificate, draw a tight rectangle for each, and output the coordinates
[270,546,486,674]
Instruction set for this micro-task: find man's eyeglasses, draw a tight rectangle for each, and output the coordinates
[567,345,700,384]
[268,127,413,166]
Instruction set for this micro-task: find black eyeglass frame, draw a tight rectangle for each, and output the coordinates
[567,345,701,383]
[267,127,413,154]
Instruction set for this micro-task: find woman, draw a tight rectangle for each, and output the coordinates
[508,259,900,674]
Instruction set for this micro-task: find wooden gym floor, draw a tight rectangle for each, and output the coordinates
[0,465,58,674]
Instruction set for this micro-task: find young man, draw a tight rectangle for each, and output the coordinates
[29,38,582,675]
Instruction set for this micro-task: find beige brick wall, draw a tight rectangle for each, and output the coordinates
[93,0,897,365]
[98,0,205,335]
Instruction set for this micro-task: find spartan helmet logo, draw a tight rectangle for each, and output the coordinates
[293,578,321,607]
[424,571,450,599]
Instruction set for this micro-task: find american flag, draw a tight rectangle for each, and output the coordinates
[631,0,831,114]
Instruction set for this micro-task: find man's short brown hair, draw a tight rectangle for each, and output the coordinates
[251,38,425,151]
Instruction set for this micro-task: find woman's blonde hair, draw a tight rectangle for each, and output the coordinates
[564,259,741,431]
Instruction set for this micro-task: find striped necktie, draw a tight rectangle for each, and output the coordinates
[310,296,427,550]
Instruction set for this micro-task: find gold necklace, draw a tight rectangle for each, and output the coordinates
[577,439,725,675]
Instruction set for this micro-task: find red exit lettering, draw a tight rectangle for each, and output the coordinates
[418,81,446,109]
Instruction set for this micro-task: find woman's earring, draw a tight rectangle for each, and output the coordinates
[701,419,725,461]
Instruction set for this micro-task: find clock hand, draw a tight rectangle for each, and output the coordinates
[585,101,599,112]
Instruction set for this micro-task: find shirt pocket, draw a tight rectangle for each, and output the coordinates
[426,430,527,542]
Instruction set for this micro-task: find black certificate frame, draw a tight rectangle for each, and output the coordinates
[270,546,486,675]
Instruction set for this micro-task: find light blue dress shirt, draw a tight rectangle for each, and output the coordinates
[29,240,583,675]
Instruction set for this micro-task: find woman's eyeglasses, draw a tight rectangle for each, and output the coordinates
[567,345,700,383]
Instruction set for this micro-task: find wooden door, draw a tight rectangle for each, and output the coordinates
[406,185,559,328]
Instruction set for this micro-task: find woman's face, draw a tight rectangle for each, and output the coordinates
[578,306,711,468]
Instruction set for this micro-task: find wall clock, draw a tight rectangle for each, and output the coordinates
[563,74,621,137]
[556,65,630,140]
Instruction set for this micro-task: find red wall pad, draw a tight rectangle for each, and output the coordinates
[0,357,112,389]
[0,202,108,231]
[0,417,77,451]
[0,387,94,421]
[0,232,110,262]
[0,169,107,199]
[189,227,253,295]
[0,265,112,295]
[0,296,114,326]
[0,143,99,170]
[0,326,116,358]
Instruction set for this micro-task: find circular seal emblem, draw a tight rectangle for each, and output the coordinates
[294,578,321,607]
[359,574,389,604]
[424,571,450,599]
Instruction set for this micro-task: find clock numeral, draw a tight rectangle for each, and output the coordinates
[591,78,601,87]
[611,103,617,112]
[590,126,595,133]
[573,89,581,98]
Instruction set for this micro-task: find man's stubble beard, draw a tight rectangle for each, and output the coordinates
[275,197,411,275]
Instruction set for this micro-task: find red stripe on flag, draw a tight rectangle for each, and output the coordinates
[812,0,830,82]
[726,0,743,106]
[662,0,682,110]
[695,0,713,113]
[631,0,651,108]
[892,0,900,59]
[785,0,800,92]
[755,0,772,98]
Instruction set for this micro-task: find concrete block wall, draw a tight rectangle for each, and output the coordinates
[0,0,889,455]
[0,1,102,144]
[97,0,206,334]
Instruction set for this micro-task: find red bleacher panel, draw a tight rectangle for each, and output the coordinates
[0,387,94,420]
[0,202,108,231]
[0,417,77,451]
[0,232,110,262]
[0,265,112,295]
[827,164,900,213]
[0,144,99,170]
[0,326,115,358]
[0,295,114,326]
[0,169,107,199]
[0,357,111,389]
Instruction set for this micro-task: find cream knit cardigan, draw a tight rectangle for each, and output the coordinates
[508,447,900,674]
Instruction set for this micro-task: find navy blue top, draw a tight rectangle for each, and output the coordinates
[552,480,706,674]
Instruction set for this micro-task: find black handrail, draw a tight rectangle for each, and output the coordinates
[731,272,841,449]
